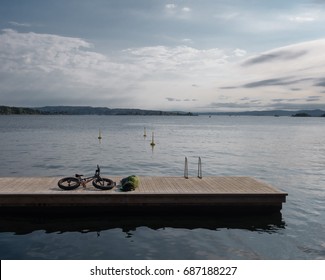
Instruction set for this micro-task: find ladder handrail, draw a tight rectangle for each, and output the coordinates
[198,157,202,179]
[184,157,189,179]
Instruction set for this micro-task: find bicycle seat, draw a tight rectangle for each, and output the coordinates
[75,174,83,178]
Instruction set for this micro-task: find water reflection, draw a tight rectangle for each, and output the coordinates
[0,212,285,236]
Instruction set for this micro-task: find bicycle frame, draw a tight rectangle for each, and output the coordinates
[76,165,101,187]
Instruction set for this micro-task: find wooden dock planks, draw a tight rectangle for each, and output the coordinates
[0,176,287,213]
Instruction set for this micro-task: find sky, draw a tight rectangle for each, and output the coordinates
[1,0,325,112]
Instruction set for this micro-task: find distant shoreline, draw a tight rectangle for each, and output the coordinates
[0,105,324,117]
[200,109,325,117]
[0,105,197,116]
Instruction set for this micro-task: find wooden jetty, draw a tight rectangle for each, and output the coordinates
[0,176,287,214]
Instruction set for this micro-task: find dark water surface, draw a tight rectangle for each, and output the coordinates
[0,115,324,259]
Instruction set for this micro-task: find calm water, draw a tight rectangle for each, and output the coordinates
[0,115,324,259]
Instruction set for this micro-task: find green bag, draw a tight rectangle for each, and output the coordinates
[120,175,139,191]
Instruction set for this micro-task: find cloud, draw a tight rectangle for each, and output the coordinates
[243,78,292,88]
[166,97,198,102]
[214,12,240,20]
[165,4,177,10]
[123,45,240,81]
[211,3,325,39]
[291,88,301,91]
[219,86,237,89]
[0,29,93,73]
[181,38,193,44]
[2,29,325,112]
[268,102,325,110]
[0,29,245,109]
[9,21,31,27]
[215,39,325,111]
[271,98,300,103]
[314,78,325,87]
[164,3,192,19]
[205,100,325,112]
[289,15,316,22]
[285,8,321,23]
[182,7,191,13]
[242,50,308,66]
[0,29,137,106]
[166,97,181,102]
[242,77,313,88]
[306,96,322,102]
[207,101,263,110]
[233,48,247,57]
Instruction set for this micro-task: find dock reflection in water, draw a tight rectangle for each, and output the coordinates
[0,212,285,236]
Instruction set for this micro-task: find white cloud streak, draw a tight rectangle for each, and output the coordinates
[289,15,316,22]
[9,21,32,27]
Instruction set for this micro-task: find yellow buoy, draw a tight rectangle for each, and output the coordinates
[150,132,155,146]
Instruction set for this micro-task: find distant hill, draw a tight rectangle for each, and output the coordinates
[200,109,325,117]
[1,105,324,117]
[37,106,196,116]
[0,106,42,115]
[0,105,196,116]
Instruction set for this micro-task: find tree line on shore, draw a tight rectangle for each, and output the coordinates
[0,105,196,116]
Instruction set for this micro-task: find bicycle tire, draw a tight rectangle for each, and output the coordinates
[92,177,115,190]
[58,177,80,190]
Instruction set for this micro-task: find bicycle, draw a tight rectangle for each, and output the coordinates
[57,165,115,190]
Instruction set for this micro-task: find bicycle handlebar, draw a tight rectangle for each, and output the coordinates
[95,164,100,176]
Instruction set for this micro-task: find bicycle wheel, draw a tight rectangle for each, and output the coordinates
[92,177,115,190]
[58,177,80,190]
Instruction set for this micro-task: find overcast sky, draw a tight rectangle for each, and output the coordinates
[1,0,325,112]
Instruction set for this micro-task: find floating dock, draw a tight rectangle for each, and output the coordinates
[0,176,287,213]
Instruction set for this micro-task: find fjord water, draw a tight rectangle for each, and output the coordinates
[0,115,324,259]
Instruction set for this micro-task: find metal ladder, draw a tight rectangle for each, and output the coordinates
[184,157,202,179]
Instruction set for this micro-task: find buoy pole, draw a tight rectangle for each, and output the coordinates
[144,127,147,138]
[98,129,102,141]
[150,132,155,146]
